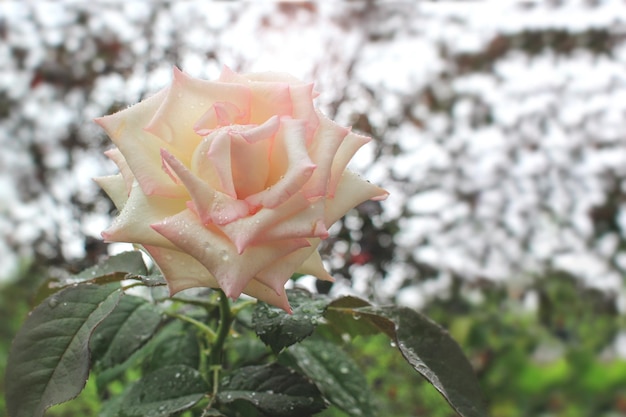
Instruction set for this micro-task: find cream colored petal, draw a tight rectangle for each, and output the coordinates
[254,244,317,293]
[325,170,389,227]
[296,248,334,282]
[161,149,249,226]
[95,88,186,198]
[194,101,248,136]
[255,197,328,243]
[247,82,293,125]
[245,119,316,209]
[219,193,310,253]
[151,209,309,299]
[302,112,349,198]
[102,184,186,249]
[144,245,291,312]
[93,174,128,211]
[327,131,372,198]
[103,148,134,195]
[144,67,251,154]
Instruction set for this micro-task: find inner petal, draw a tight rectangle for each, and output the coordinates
[245,119,316,209]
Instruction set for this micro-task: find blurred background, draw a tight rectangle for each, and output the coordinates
[2,1,626,416]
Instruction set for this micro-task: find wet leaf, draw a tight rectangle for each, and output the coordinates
[90,294,162,368]
[120,365,208,417]
[253,289,329,353]
[218,363,326,417]
[5,283,122,417]
[285,338,375,417]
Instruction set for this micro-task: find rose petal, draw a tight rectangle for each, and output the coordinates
[296,248,335,282]
[219,193,311,253]
[245,119,316,209]
[144,245,291,312]
[104,148,134,195]
[254,197,329,243]
[324,170,389,227]
[93,174,128,210]
[302,113,350,198]
[95,88,186,198]
[206,130,237,198]
[151,209,309,299]
[254,244,318,293]
[144,67,251,153]
[287,83,319,141]
[191,134,227,193]
[102,184,187,249]
[160,149,249,225]
[327,130,372,198]
[247,81,293,124]
[193,101,248,136]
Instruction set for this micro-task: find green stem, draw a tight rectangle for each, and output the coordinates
[209,290,232,367]
[165,312,217,342]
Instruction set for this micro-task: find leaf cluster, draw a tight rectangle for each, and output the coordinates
[4,252,487,417]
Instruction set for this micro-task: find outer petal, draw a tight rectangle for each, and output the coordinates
[302,113,350,198]
[151,209,309,299]
[94,174,128,210]
[95,88,185,198]
[102,184,186,249]
[254,244,317,293]
[324,170,389,227]
[144,245,291,312]
[327,131,372,198]
[295,248,335,282]
[104,148,134,195]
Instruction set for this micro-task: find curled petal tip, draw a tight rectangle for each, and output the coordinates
[372,190,390,201]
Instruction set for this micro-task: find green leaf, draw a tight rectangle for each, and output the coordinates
[252,289,329,353]
[327,300,489,417]
[218,363,326,417]
[285,338,375,417]
[321,296,384,339]
[374,306,488,417]
[119,365,208,417]
[90,294,162,369]
[75,251,148,281]
[33,252,149,306]
[5,282,122,417]
[143,321,201,373]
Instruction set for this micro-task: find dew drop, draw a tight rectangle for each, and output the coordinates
[339,365,349,374]
[352,314,361,320]
[48,297,59,309]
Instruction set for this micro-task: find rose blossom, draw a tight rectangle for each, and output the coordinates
[94,67,387,312]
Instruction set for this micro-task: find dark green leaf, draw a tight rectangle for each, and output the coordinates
[90,294,162,369]
[285,339,375,417]
[218,363,326,417]
[252,289,329,353]
[75,251,148,281]
[120,365,208,417]
[5,283,122,417]
[328,303,489,417]
[143,321,201,373]
[322,296,384,339]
